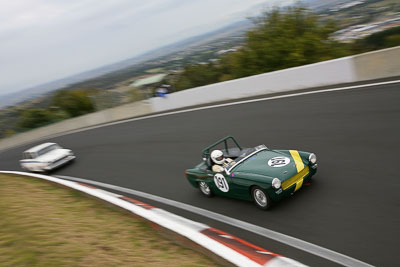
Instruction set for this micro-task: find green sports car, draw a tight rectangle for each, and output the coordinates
[185,136,317,210]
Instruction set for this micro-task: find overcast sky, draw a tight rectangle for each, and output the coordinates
[0,0,294,96]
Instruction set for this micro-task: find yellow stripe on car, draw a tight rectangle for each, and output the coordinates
[294,177,304,192]
[289,150,304,173]
[282,166,309,190]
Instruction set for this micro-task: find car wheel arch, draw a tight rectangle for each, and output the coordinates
[251,185,272,210]
[249,184,270,194]
[198,181,214,197]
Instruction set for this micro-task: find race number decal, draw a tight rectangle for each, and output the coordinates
[268,156,290,167]
[214,173,229,192]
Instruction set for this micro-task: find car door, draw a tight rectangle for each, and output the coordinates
[209,171,238,198]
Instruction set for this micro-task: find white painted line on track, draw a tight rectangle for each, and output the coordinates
[2,170,304,267]
[96,189,122,198]
[45,79,400,138]
[56,174,374,267]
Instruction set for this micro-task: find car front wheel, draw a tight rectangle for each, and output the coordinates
[251,186,271,210]
[198,181,213,197]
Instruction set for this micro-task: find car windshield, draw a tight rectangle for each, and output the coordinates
[224,144,267,173]
[37,144,60,156]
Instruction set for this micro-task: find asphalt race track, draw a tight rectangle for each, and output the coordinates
[1,79,399,266]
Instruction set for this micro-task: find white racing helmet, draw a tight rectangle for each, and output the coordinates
[211,150,224,164]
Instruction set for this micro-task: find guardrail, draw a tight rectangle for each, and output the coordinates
[150,46,400,112]
[1,46,399,151]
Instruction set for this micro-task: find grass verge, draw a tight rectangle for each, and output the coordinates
[0,174,219,267]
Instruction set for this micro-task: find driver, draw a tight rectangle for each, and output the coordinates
[211,150,232,173]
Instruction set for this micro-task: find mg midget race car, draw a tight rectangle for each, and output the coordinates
[20,142,75,172]
[185,136,317,210]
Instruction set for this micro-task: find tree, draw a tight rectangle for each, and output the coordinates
[237,6,349,76]
[51,90,95,117]
[173,63,221,91]
[351,26,400,53]
[170,6,350,91]
[17,108,54,130]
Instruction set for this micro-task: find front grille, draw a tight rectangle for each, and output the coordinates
[282,166,310,190]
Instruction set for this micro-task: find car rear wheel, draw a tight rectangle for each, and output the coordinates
[198,181,213,197]
[251,186,271,210]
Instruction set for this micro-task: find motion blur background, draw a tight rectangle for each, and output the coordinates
[0,0,399,138]
[1,2,400,267]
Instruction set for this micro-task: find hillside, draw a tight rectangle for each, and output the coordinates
[0,20,252,109]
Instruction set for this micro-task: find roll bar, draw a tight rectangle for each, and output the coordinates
[201,136,242,160]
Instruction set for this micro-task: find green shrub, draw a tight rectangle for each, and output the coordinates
[52,90,95,117]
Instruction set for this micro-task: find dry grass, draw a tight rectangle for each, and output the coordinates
[0,174,218,267]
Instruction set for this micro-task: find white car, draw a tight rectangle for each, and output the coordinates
[20,142,76,172]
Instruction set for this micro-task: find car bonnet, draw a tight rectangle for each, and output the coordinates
[232,150,300,180]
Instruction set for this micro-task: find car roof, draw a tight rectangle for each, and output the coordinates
[24,142,57,153]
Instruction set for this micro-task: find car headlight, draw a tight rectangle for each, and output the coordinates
[272,178,281,189]
[309,153,317,164]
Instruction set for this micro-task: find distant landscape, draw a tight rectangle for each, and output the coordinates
[2,0,399,108]
[0,19,252,109]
